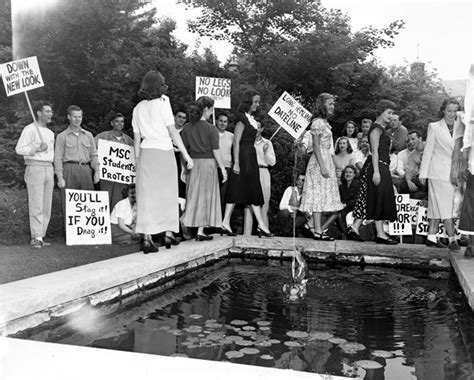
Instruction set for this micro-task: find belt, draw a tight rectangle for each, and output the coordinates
[259,165,268,169]
[64,161,90,166]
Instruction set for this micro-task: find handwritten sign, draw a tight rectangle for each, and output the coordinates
[268,92,311,139]
[388,194,412,235]
[415,206,429,236]
[195,76,231,109]
[0,56,44,96]
[65,190,111,245]
[410,199,426,226]
[98,140,136,184]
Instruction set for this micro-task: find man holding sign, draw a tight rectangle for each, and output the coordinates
[15,101,55,248]
[95,112,134,210]
[54,105,100,223]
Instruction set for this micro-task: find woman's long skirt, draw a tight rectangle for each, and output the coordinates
[459,174,474,235]
[136,148,178,234]
[182,158,222,227]
[427,179,455,220]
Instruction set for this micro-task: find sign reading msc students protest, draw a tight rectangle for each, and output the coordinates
[268,92,312,139]
[388,194,412,236]
[98,140,136,184]
[65,190,111,245]
[195,76,231,109]
[0,56,44,96]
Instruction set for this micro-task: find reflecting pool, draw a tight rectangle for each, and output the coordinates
[20,259,474,379]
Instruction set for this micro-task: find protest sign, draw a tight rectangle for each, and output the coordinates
[415,206,429,236]
[65,190,111,245]
[410,198,426,226]
[0,56,44,96]
[195,76,231,109]
[388,194,412,236]
[268,92,312,140]
[98,140,136,184]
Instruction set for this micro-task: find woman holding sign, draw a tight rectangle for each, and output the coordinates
[133,70,193,254]
[223,89,272,237]
[180,96,227,240]
[300,93,343,241]
[347,100,398,244]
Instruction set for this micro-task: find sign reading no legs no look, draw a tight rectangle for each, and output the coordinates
[195,76,231,109]
[0,56,44,96]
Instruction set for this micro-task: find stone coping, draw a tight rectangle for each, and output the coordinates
[0,337,352,380]
[0,236,455,334]
[450,251,474,310]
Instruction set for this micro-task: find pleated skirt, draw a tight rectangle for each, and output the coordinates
[182,158,222,227]
[135,148,179,234]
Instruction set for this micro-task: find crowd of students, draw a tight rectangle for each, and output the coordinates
[15,69,474,257]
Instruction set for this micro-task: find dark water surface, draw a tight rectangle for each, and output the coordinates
[23,259,474,379]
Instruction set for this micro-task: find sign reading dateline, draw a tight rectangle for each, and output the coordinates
[268,92,311,139]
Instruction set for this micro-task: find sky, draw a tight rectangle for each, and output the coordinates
[156,0,473,81]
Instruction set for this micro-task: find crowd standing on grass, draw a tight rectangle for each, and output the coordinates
[14,69,474,257]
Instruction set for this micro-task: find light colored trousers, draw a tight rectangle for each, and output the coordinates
[244,168,271,235]
[25,164,54,239]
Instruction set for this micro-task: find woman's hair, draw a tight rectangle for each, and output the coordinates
[138,70,166,101]
[438,97,460,119]
[376,99,397,115]
[340,165,358,187]
[188,96,214,124]
[238,89,260,113]
[312,93,334,119]
[335,136,353,154]
[342,120,358,137]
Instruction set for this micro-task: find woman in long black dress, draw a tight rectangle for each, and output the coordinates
[347,99,398,244]
[221,89,272,237]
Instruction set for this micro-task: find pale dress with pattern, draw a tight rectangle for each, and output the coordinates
[300,118,344,213]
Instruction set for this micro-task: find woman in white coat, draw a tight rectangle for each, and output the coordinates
[419,98,461,250]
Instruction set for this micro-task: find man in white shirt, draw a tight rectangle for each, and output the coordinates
[277,174,312,237]
[216,112,234,214]
[244,122,276,235]
[15,101,55,248]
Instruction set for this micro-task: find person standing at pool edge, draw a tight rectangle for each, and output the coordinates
[15,101,55,248]
[132,70,193,253]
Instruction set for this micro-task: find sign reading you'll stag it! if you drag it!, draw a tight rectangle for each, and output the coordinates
[268,92,312,140]
[65,190,111,245]
[0,56,44,96]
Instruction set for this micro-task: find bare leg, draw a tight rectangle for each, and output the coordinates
[197,226,205,236]
[442,218,455,237]
[322,212,338,231]
[251,205,270,233]
[244,206,254,235]
[350,218,363,233]
[375,220,389,239]
[222,203,235,231]
[427,218,441,235]
[313,212,322,233]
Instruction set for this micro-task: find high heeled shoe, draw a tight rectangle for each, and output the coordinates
[346,227,364,242]
[220,226,236,236]
[164,235,180,249]
[142,240,158,254]
[196,234,213,241]
[257,226,273,238]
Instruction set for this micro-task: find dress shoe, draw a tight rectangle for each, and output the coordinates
[347,228,364,242]
[257,226,274,238]
[142,240,158,254]
[425,239,447,248]
[196,234,213,241]
[313,231,334,241]
[220,226,236,236]
[375,236,398,245]
[164,235,180,249]
[448,241,461,251]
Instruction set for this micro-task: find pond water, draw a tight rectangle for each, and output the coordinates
[21,259,474,379]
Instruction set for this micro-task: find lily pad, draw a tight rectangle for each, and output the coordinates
[286,331,309,339]
[239,347,260,355]
[329,337,347,345]
[239,331,257,337]
[206,323,222,329]
[225,335,244,342]
[230,319,248,326]
[340,342,366,354]
[268,339,281,344]
[309,332,334,341]
[184,325,202,333]
[259,326,271,331]
[260,354,274,360]
[354,360,384,369]
[242,326,256,331]
[256,321,271,326]
[284,341,303,347]
[205,319,217,324]
[189,314,203,319]
[371,350,393,358]
[225,350,244,359]
[235,339,254,346]
[255,341,272,347]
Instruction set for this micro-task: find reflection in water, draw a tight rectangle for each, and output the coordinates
[23,259,474,379]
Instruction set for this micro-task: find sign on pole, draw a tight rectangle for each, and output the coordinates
[410,199,426,226]
[195,76,231,109]
[98,140,136,184]
[268,92,312,140]
[415,206,429,236]
[65,190,111,245]
[388,194,412,236]
[0,56,44,96]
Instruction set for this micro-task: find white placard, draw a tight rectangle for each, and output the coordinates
[388,194,412,236]
[195,76,231,109]
[98,140,136,184]
[410,198,426,226]
[268,92,311,139]
[0,56,44,96]
[415,206,429,236]
[65,190,111,245]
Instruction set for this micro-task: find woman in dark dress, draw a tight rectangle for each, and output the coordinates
[221,89,272,237]
[347,99,398,244]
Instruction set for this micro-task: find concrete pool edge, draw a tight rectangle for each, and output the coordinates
[0,236,456,336]
[450,251,474,310]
